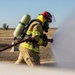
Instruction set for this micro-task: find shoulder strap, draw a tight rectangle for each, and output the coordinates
[28,19,42,26]
[21,19,42,39]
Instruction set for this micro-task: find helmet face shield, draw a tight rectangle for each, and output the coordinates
[46,15,56,23]
[52,15,56,23]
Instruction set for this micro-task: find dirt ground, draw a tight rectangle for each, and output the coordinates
[0,28,57,63]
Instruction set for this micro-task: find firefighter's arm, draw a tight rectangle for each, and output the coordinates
[32,25,43,45]
[31,25,53,46]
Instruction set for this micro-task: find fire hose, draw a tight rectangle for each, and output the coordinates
[0,38,30,52]
[0,38,53,52]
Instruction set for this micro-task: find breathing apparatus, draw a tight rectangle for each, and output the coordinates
[42,22,49,32]
[13,14,31,40]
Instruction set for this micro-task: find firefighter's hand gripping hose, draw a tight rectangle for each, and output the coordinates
[42,34,53,47]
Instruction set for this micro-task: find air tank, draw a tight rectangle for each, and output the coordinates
[13,14,31,39]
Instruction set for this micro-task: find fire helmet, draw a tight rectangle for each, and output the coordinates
[37,11,52,22]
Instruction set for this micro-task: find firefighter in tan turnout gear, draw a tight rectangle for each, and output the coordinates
[15,11,53,66]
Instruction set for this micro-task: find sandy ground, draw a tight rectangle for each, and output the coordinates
[0,43,54,63]
[0,29,56,63]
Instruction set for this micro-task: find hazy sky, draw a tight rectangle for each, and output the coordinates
[0,0,75,28]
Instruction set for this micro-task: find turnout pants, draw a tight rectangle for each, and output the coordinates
[15,45,40,67]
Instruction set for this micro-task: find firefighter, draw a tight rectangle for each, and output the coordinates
[15,11,53,66]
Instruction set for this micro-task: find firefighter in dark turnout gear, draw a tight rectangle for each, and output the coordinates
[15,11,53,66]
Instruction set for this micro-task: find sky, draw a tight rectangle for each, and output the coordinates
[0,0,75,28]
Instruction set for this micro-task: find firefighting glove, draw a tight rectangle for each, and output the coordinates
[49,38,53,43]
[42,34,48,47]
[48,38,53,43]
[31,38,38,43]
